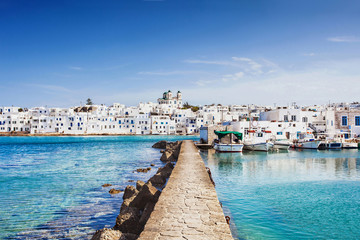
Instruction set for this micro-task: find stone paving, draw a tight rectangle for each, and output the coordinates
[138,140,233,240]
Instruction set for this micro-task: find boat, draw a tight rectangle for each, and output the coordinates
[273,140,291,150]
[243,130,274,152]
[213,131,244,152]
[319,141,342,150]
[342,141,358,149]
[243,141,274,151]
[294,133,321,149]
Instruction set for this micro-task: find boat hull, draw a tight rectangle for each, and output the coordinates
[214,143,244,152]
[243,142,274,152]
[342,142,358,149]
[296,141,321,149]
[273,142,290,150]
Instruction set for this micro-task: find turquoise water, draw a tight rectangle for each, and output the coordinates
[0,135,198,239]
[201,149,360,240]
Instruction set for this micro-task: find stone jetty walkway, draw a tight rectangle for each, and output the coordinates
[139,140,233,240]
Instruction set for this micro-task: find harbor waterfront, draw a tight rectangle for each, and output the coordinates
[0,135,198,239]
[200,149,360,239]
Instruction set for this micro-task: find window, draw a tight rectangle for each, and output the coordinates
[284,115,288,122]
[355,116,360,126]
[342,116,348,126]
[302,117,308,122]
[277,132,283,135]
[291,115,296,121]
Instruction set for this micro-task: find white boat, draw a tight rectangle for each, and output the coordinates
[213,130,244,152]
[342,142,358,149]
[243,142,274,151]
[319,141,342,150]
[295,133,321,149]
[273,141,291,150]
[214,143,244,152]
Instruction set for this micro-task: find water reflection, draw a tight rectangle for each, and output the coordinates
[200,149,360,239]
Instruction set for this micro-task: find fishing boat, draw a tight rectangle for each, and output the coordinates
[319,141,342,150]
[294,133,321,149]
[273,140,291,150]
[213,131,244,152]
[243,130,274,152]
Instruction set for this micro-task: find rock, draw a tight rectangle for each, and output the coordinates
[102,183,112,187]
[91,228,122,240]
[120,195,137,213]
[109,188,123,194]
[136,168,149,173]
[130,182,161,210]
[123,186,138,200]
[160,150,165,153]
[152,140,167,149]
[114,207,142,235]
[150,163,155,167]
[128,180,134,182]
[136,180,145,191]
[160,150,174,162]
[91,229,137,240]
[157,162,174,178]
[148,173,166,186]
[147,167,151,171]
[139,202,156,225]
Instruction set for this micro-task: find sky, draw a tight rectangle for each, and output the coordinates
[0,0,360,108]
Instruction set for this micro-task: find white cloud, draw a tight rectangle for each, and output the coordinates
[69,66,83,70]
[303,53,315,56]
[183,59,237,66]
[222,72,244,82]
[138,70,203,76]
[29,84,74,94]
[327,36,360,43]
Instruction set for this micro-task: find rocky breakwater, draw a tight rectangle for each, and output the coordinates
[91,141,182,240]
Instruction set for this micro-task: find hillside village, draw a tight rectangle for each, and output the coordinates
[1,90,360,141]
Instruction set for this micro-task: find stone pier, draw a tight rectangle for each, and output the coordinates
[139,140,233,240]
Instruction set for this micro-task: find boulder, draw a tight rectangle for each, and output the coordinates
[152,140,167,149]
[120,194,137,213]
[139,202,156,225]
[150,163,155,167]
[136,168,149,173]
[123,186,138,200]
[148,173,166,186]
[91,229,138,240]
[114,207,142,235]
[91,228,122,240]
[109,188,123,194]
[156,162,174,179]
[102,183,112,187]
[160,150,174,162]
[136,180,145,191]
[130,182,161,210]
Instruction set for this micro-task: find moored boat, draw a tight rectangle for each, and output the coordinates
[273,141,291,150]
[213,130,244,152]
[243,142,274,151]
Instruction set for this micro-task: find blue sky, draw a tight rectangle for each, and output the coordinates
[1,0,359,107]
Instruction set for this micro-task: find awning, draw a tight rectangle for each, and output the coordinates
[214,131,243,140]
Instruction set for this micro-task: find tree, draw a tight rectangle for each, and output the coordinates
[86,98,93,105]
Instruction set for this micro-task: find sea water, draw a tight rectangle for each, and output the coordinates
[0,135,198,239]
[201,149,360,240]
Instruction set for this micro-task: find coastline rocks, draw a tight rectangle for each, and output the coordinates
[139,202,156,225]
[123,186,137,200]
[102,183,112,187]
[136,167,151,173]
[91,228,137,240]
[150,163,155,167]
[152,140,167,149]
[114,207,142,235]
[109,189,123,194]
[136,180,145,191]
[160,141,181,162]
[129,182,160,210]
[148,173,166,186]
